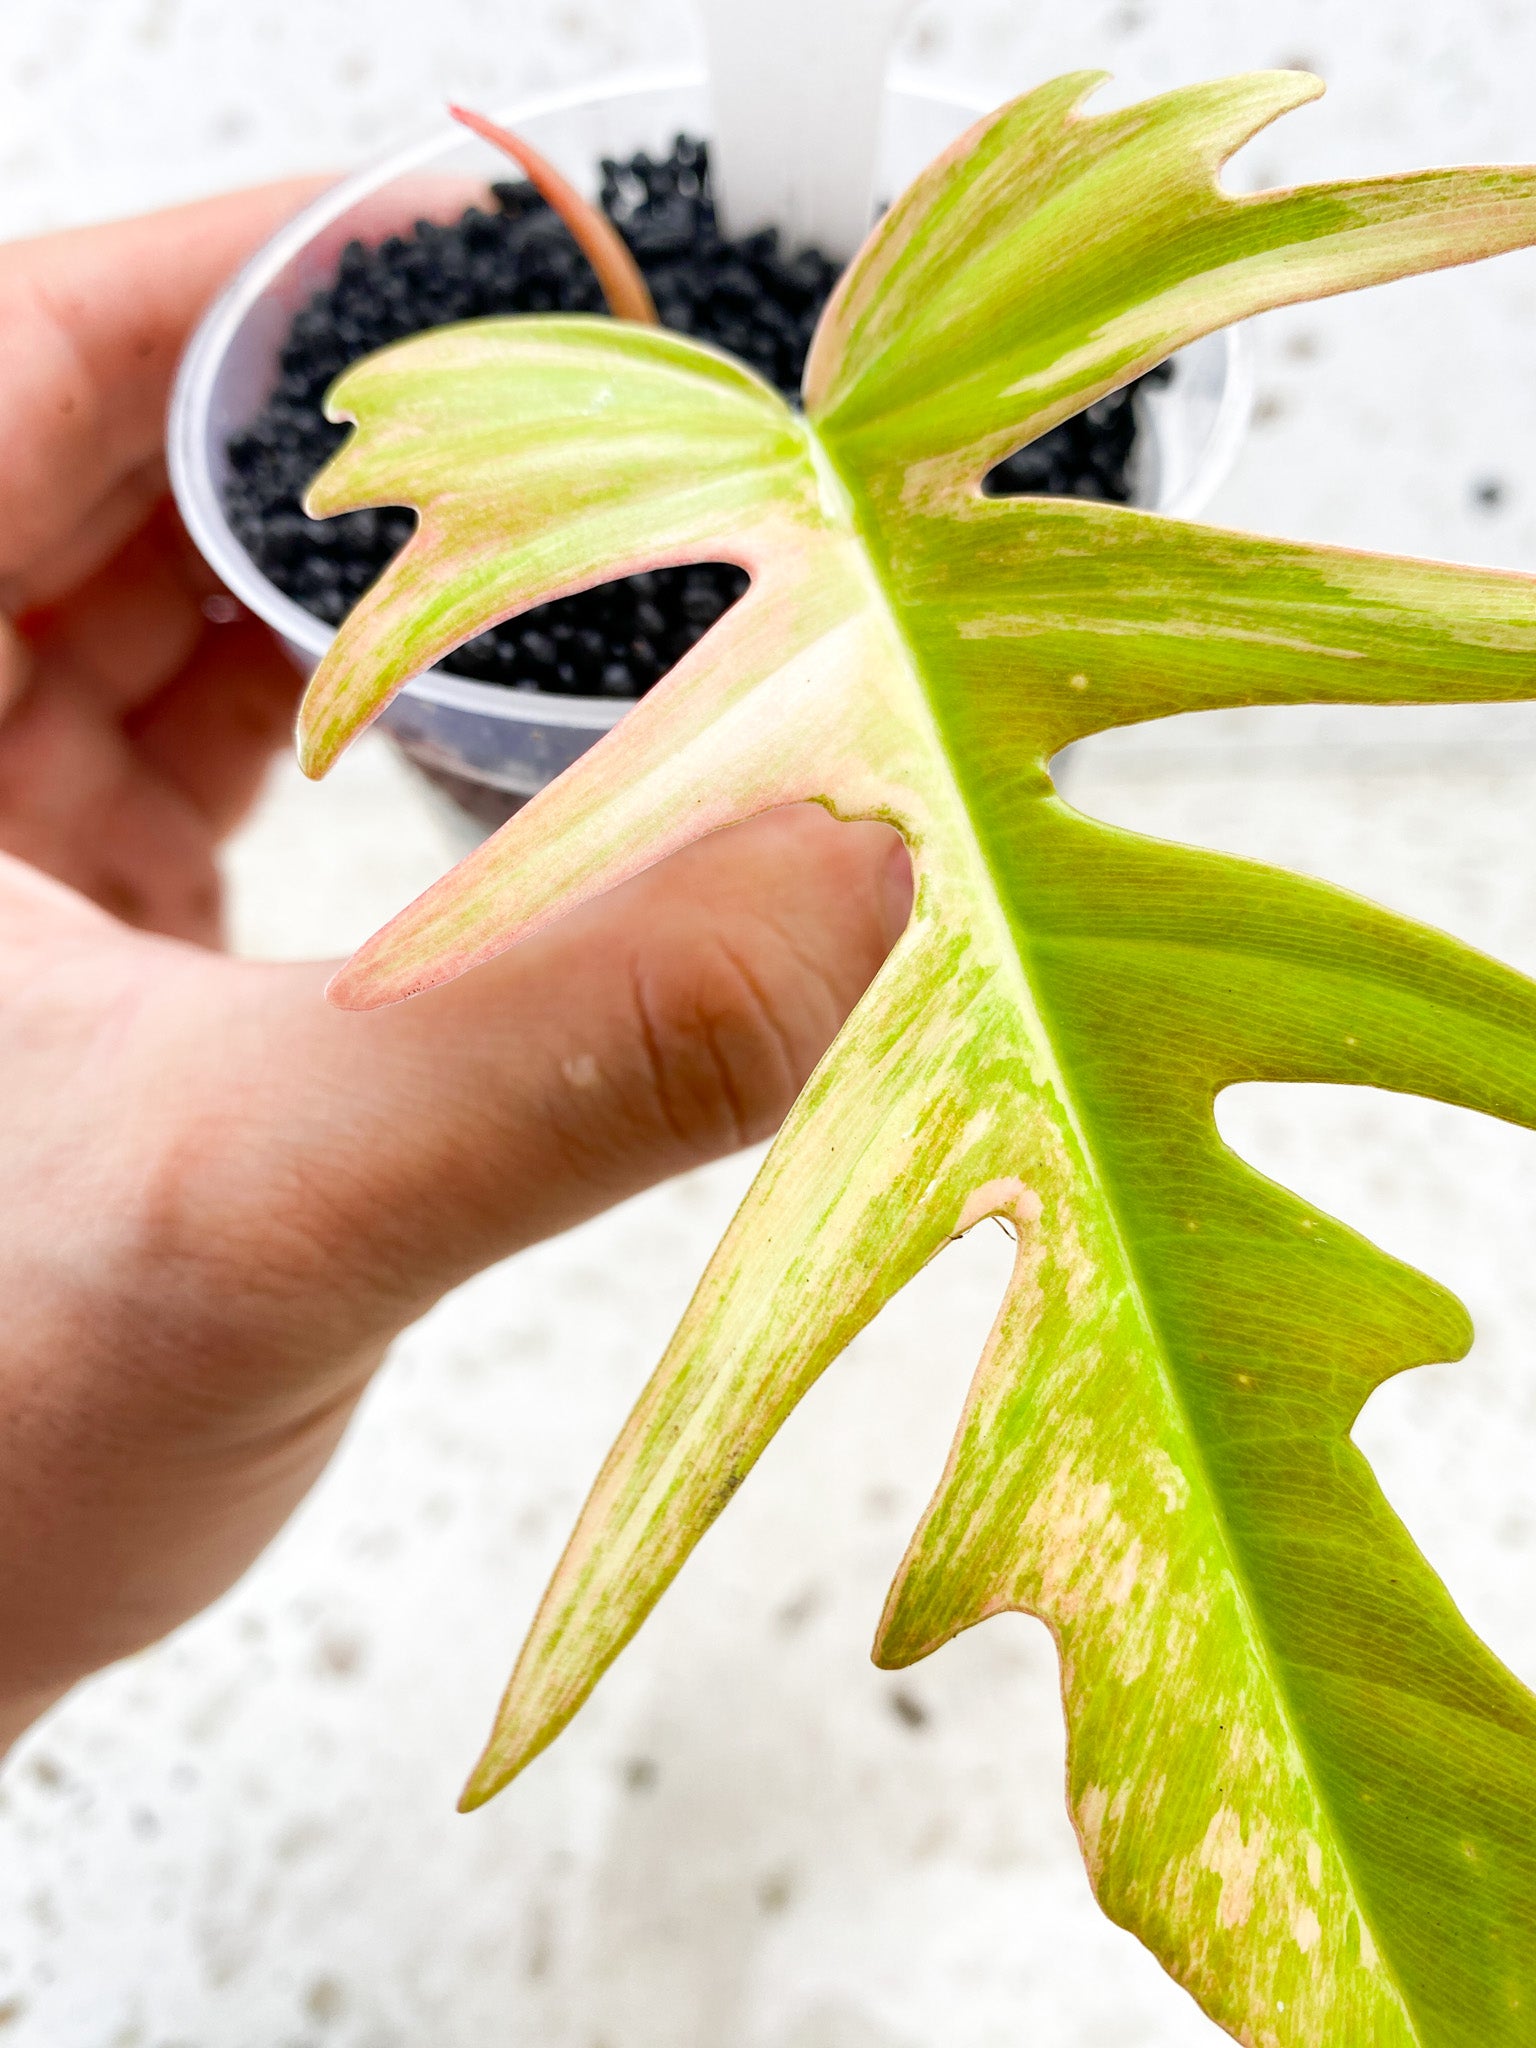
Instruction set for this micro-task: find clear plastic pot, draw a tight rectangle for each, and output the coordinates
[168,68,1251,841]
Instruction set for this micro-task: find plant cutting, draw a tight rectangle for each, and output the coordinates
[295,67,1536,2048]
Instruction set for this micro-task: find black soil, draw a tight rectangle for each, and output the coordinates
[224,135,1169,698]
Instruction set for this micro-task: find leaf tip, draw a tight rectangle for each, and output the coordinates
[295,710,338,782]
[300,469,341,523]
[1239,65,1328,133]
[869,1617,922,1672]
[455,1764,503,1813]
[322,947,414,1011]
[870,1577,935,1672]
[324,903,483,1006]
[322,959,367,1008]
[457,1716,553,1811]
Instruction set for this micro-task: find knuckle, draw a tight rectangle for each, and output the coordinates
[625,930,803,1158]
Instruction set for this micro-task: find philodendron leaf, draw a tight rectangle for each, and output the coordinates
[298,71,1536,2047]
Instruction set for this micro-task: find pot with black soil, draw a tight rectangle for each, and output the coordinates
[170,70,1249,842]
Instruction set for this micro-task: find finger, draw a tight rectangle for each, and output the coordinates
[0,669,222,944]
[0,812,909,1707]
[127,609,303,836]
[0,456,166,616]
[9,495,300,874]
[19,501,204,714]
[190,804,914,1351]
[0,177,328,589]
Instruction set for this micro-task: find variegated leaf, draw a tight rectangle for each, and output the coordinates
[298,72,1536,2047]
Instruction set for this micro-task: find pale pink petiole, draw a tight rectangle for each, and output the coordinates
[448,102,659,325]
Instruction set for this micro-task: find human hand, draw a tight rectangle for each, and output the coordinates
[0,182,327,944]
[0,191,910,1753]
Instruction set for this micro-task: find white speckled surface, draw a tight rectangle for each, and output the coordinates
[5,5,1536,2044]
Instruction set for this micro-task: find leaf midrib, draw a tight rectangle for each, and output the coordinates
[809,418,1422,2042]
[1004,829,1429,2042]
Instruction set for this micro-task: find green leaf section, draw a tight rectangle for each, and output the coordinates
[298,322,819,780]
[810,68,1536,496]
[299,72,1536,2047]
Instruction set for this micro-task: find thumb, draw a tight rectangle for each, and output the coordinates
[214,803,912,1346]
[0,812,910,1714]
